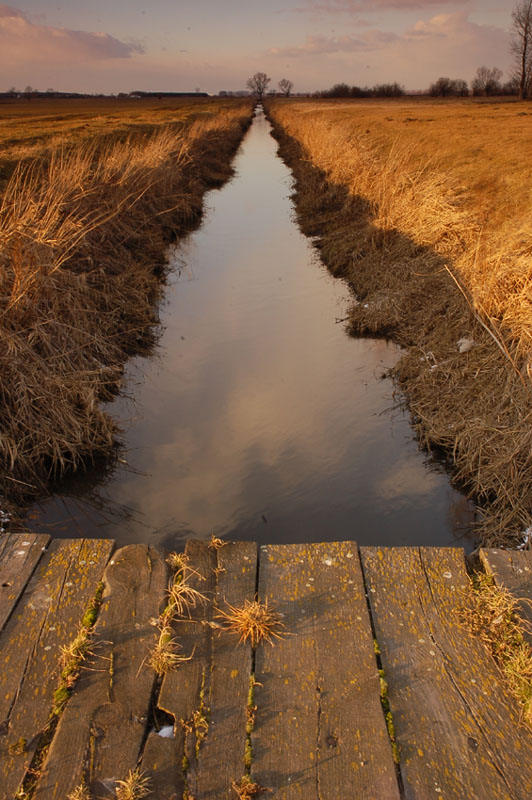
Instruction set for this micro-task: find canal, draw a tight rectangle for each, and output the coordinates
[34,106,475,550]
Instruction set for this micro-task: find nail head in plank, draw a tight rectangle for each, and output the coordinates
[33,544,167,800]
[0,533,50,632]
[252,542,401,799]
[362,546,532,800]
[0,537,114,800]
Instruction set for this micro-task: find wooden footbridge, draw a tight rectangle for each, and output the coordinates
[1,534,532,799]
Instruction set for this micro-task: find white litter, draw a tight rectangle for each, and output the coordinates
[157,725,174,738]
[517,526,532,550]
[457,338,475,353]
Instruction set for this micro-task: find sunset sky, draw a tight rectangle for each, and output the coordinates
[0,1,515,94]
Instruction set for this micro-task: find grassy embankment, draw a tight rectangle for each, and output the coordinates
[0,97,253,515]
[267,97,532,546]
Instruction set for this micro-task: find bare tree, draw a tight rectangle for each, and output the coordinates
[471,66,503,96]
[278,78,293,97]
[511,0,532,99]
[246,72,270,100]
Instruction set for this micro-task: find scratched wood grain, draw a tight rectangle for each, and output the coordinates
[252,542,401,799]
[0,537,114,800]
[0,533,50,632]
[362,546,532,800]
[33,544,166,800]
[480,548,532,632]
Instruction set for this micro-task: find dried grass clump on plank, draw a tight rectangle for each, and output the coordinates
[267,98,532,545]
[0,100,252,512]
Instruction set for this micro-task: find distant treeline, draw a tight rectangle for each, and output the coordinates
[316,82,405,98]
[315,68,520,99]
[0,90,211,101]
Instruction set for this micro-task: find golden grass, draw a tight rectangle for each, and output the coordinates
[0,96,243,188]
[114,768,151,800]
[460,572,532,725]
[67,785,91,800]
[267,97,532,544]
[231,776,267,799]
[148,558,207,674]
[0,99,252,513]
[216,599,285,647]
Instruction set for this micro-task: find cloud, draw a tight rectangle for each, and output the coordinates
[0,5,144,65]
[304,0,469,11]
[269,10,510,82]
[269,29,399,57]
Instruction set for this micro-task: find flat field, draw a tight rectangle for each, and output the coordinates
[0,96,240,186]
[268,96,532,544]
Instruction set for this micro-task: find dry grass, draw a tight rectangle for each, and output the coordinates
[148,559,207,674]
[231,776,267,799]
[0,99,252,515]
[67,785,91,800]
[267,97,532,545]
[114,768,151,800]
[460,572,532,725]
[216,599,285,647]
[0,96,240,189]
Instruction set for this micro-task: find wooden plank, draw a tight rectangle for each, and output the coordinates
[0,533,50,632]
[190,540,257,800]
[480,548,532,630]
[33,544,167,800]
[140,538,217,799]
[0,537,114,800]
[362,546,532,800]
[142,540,257,800]
[252,542,401,799]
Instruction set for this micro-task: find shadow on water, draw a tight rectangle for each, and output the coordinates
[32,107,476,551]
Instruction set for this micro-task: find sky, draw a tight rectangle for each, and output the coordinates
[0,1,517,94]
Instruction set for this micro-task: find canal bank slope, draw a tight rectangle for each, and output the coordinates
[265,99,532,548]
[0,100,253,515]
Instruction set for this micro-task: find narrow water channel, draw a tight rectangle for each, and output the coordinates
[34,107,475,550]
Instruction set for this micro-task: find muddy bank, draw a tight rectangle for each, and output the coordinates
[265,105,532,547]
[0,102,253,516]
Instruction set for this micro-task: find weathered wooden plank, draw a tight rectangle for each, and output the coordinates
[139,540,217,799]
[142,540,257,800]
[252,542,400,799]
[0,537,114,800]
[191,540,257,800]
[362,546,532,800]
[33,544,167,800]
[0,533,50,632]
[480,548,532,631]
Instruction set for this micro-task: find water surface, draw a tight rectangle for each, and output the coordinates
[33,108,475,550]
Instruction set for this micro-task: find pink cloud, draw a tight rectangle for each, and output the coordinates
[270,29,399,56]
[0,5,143,64]
[304,0,468,11]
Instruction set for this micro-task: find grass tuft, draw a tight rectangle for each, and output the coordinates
[114,768,151,800]
[460,572,532,725]
[231,776,267,799]
[216,599,285,647]
[67,784,91,800]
